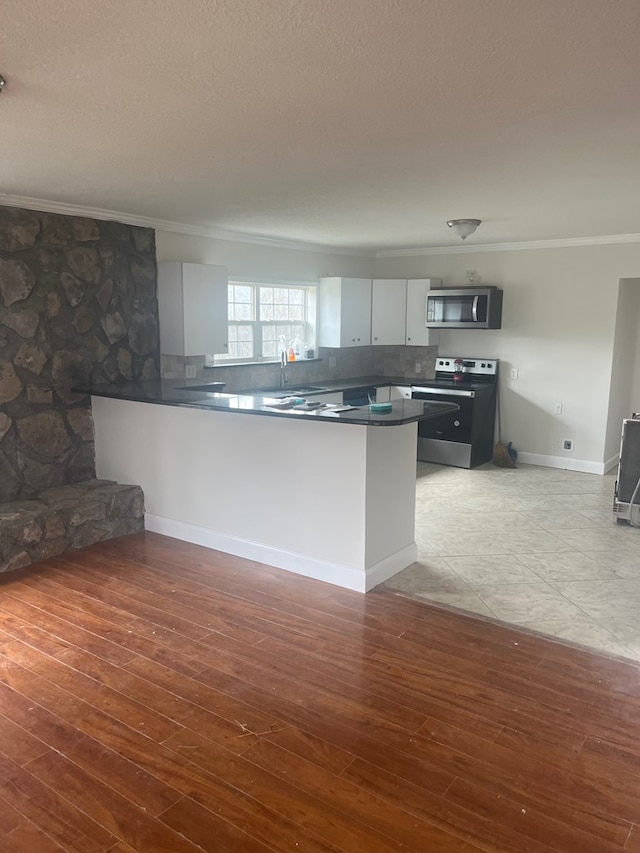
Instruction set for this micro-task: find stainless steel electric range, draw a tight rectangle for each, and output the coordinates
[411,357,499,468]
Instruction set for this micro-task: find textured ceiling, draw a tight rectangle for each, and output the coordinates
[1,0,639,251]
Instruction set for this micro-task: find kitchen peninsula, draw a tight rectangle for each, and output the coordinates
[80,381,457,592]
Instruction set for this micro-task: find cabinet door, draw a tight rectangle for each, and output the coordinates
[182,263,228,356]
[371,280,406,345]
[158,262,228,356]
[390,385,412,400]
[406,279,441,347]
[340,278,372,346]
[318,277,371,348]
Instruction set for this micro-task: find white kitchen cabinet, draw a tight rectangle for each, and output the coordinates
[405,279,441,347]
[371,279,407,345]
[376,385,411,401]
[390,385,412,400]
[319,276,440,349]
[318,277,372,348]
[157,262,228,356]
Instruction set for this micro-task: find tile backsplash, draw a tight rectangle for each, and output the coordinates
[160,345,438,391]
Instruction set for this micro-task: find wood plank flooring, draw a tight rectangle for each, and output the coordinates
[0,532,639,852]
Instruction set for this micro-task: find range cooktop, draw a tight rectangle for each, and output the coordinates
[413,357,499,393]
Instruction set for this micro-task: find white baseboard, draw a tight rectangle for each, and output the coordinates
[145,513,416,593]
[517,451,615,475]
[604,454,620,474]
[363,543,418,592]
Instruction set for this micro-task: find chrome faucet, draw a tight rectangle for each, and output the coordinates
[280,350,288,387]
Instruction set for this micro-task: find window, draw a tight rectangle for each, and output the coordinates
[213,280,317,363]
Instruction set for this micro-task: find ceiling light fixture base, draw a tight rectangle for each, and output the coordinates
[447,218,482,240]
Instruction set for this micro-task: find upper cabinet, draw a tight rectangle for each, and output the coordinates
[318,277,372,348]
[371,279,406,345]
[405,279,441,346]
[157,262,228,356]
[319,276,442,348]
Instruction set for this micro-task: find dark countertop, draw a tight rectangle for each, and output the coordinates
[74,379,458,427]
[235,374,417,395]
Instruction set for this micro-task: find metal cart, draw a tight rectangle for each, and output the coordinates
[613,416,640,526]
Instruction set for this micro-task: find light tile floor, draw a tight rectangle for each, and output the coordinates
[382,461,640,660]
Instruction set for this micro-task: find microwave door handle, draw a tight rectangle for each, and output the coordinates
[472,295,479,322]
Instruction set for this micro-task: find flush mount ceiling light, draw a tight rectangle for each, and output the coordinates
[446,219,482,240]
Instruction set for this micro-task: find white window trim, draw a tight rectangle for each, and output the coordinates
[213,278,317,365]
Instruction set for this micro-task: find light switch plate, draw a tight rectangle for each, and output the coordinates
[186,365,197,379]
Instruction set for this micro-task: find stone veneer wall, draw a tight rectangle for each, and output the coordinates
[0,206,159,501]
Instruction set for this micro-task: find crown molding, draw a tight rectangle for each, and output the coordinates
[1,193,638,258]
[376,233,640,257]
[0,193,375,257]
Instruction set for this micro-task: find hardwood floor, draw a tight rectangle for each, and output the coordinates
[0,533,639,852]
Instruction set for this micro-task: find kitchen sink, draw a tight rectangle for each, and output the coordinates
[286,385,327,394]
[248,384,328,396]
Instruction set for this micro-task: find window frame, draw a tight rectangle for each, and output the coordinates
[212,277,317,364]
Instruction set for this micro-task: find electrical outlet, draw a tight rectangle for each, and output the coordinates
[329,356,337,368]
[554,402,563,415]
[510,368,519,380]
[415,362,422,374]
[185,365,197,379]
[563,439,573,451]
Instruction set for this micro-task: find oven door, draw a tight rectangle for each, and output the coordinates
[412,386,475,466]
[413,387,475,442]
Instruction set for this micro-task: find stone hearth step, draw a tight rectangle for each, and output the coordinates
[0,479,144,573]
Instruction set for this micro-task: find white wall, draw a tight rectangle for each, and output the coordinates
[375,244,640,471]
[155,231,374,280]
[630,284,640,417]
[605,279,640,462]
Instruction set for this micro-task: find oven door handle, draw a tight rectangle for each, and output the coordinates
[412,387,475,398]
[472,295,479,322]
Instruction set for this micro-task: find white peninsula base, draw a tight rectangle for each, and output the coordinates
[91,396,418,592]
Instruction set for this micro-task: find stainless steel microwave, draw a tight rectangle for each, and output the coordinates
[426,286,503,329]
